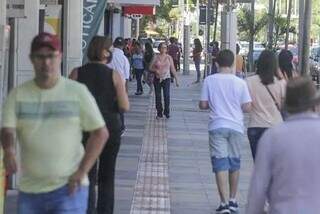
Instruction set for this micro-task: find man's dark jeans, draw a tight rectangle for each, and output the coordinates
[154,78,170,117]
[135,68,144,93]
[247,127,267,161]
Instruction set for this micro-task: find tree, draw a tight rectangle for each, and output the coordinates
[285,0,293,49]
[237,7,269,41]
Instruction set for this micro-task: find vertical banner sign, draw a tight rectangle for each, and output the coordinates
[82,0,107,63]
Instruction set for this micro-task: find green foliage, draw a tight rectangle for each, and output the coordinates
[237,7,269,41]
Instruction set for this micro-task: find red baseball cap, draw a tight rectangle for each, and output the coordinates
[31,32,61,53]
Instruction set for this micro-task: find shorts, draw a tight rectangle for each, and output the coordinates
[209,128,244,173]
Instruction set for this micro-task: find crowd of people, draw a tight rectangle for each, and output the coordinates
[1,31,319,214]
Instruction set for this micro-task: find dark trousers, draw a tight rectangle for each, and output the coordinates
[154,78,170,117]
[194,59,201,81]
[135,69,144,93]
[85,130,121,214]
[247,127,267,161]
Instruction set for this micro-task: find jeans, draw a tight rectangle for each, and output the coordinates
[18,185,88,214]
[154,78,170,117]
[211,62,218,75]
[209,128,244,173]
[135,68,144,93]
[247,127,267,161]
[86,131,121,214]
[194,59,201,81]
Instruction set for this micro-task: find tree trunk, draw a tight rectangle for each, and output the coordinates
[267,0,277,50]
[301,0,312,75]
[249,0,255,73]
[285,0,293,49]
[213,0,219,41]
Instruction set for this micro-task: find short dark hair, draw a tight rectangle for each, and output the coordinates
[256,50,278,85]
[158,42,167,51]
[87,36,112,61]
[236,44,240,54]
[113,37,125,47]
[217,49,234,67]
[169,37,175,44]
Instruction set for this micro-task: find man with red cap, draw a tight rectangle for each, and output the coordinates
[0,32,109,213]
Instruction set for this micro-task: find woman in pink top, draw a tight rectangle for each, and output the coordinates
[150,42,179,119]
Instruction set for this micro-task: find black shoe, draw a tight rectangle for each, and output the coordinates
[135,91,143,95]
[228,201,239,213]
[164,114,170,119]
[156,113,163,119]
[216,204,230,214]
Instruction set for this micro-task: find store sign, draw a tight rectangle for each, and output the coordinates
[82,0,107,63]
[6,0,25,18]
[199,5,214,25]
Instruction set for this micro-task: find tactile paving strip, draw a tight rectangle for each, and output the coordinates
[130,98,171,214]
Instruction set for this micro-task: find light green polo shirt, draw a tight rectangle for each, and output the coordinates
[1,77,105,193]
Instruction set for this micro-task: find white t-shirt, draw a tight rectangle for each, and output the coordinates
[107,48,130,81]
[200,73,252,133]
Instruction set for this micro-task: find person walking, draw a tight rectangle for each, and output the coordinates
[247,77,320,214]
[168,37,180,72]
[0,32,109,214]
[199,49,252,214]
[278,49,297,80]
[70,36,130,214]
[192,38,203,83]
[132,42,145,95]
[150,42,179,119]
[246,50,286,160]
[211,41,220,75]
[235,44,246,78]
[107,37,130,135]
[144,42,155,95]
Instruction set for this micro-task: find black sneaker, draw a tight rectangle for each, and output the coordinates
[228,201,239,213]
[216,204,230,214]
[164,114,170,119]
[156,113,163,119]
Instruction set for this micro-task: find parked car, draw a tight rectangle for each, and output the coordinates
[310,46,320,76]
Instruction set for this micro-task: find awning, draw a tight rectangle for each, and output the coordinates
[123,6,155,15]
[107,0,160,6]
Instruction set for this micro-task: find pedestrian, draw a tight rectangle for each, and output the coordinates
[199,49,252,214]
[278,49,297,80]
[168,37,180,73]
[144,42,155,95]
[246,77,320,214]
[246,50,286,160]
[235,44,246,78]
[70,36,130,214]
[0,32,109,214]
[211,41,220,75]
[149,42,179,119]
[192,38,203,83]
[132,42,145,95]
[107,37,130,135]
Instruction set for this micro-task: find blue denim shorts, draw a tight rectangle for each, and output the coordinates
[209,128,244,173]
[18,184,88,214]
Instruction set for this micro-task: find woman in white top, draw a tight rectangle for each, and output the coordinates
[246,50,286,160]
[150,42,179,119]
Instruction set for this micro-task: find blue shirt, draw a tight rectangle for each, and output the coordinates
[132,53,144,70]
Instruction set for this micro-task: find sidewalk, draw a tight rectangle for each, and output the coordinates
[4,65,254,214]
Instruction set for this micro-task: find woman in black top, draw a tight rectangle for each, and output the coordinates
[144,42,155,94]
[70,36,129,214]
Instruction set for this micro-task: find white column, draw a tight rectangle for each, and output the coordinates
[123,17,132,38]
[112,11,121,39]
[15,0,40,85]
[0,0,6,107]
[220,8,237,72]
[63,0,83,76]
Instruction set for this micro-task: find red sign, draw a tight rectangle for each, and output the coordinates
[123,6,155,15]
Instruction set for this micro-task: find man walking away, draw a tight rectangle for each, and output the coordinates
[1,32,108,214]
[199,49,252,214]
[107,37,130,135]
[247,77,320,214]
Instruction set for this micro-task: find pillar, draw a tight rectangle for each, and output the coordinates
[63,0,82,76]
